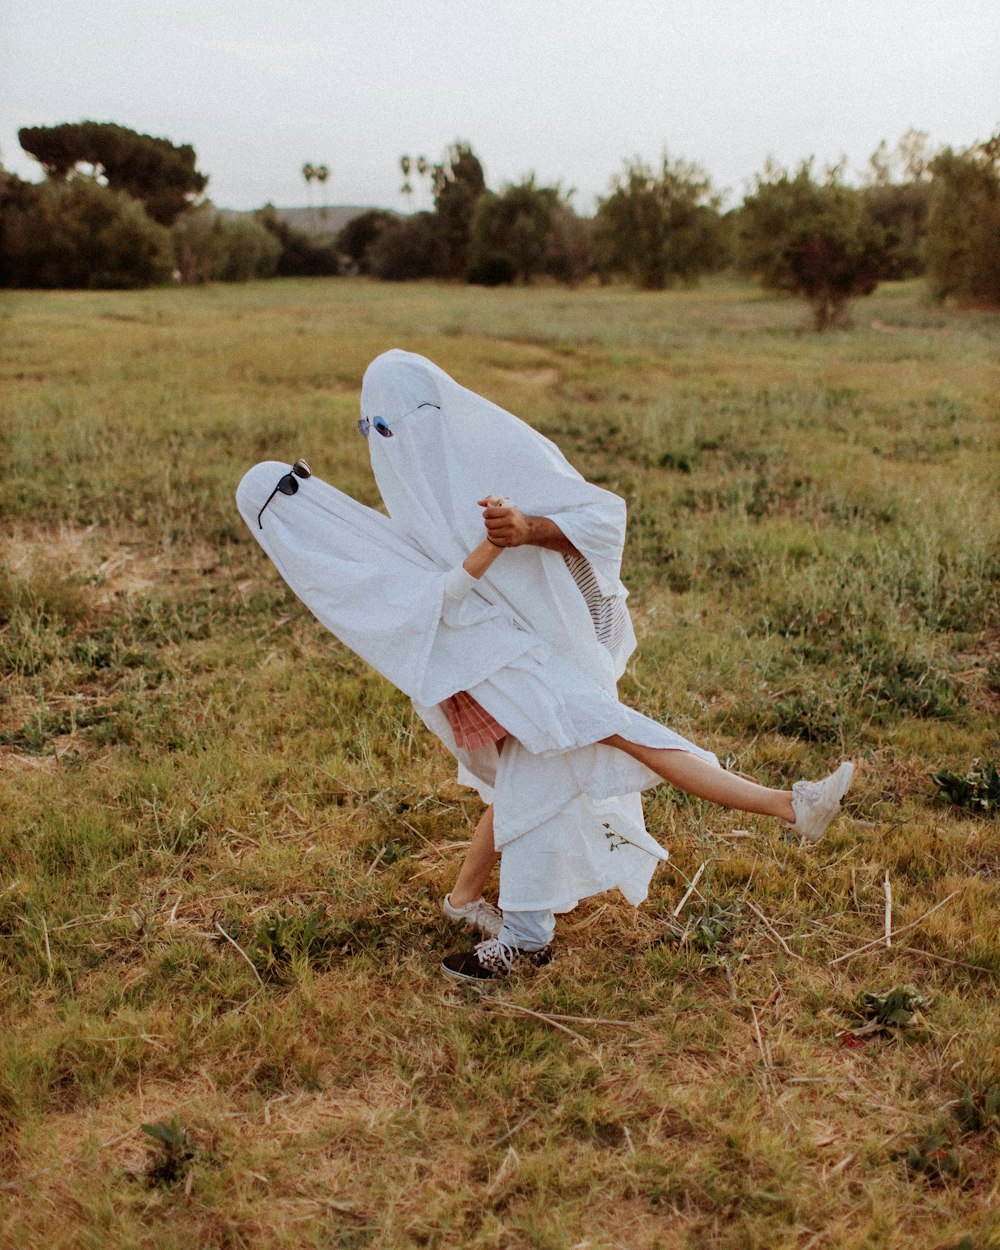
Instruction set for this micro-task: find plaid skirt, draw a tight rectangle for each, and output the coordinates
[442,690,508,750]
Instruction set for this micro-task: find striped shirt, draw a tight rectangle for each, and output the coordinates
[562,553,629,654]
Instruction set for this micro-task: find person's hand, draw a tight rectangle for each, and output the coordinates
[478,496,531,547]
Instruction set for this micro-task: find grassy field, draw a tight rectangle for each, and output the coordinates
[1,275,998,1250]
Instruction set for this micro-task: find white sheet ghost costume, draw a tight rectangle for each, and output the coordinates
[360,350,636,687]
[358,350,718,914]
[236,461,717,928]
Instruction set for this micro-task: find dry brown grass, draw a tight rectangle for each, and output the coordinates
[0,276,997,1249]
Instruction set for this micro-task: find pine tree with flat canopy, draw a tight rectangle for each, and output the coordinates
[18,121,208,226]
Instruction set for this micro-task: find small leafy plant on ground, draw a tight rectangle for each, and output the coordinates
[216,905,371,982]
[930,759,1000,814]
[895,1069,998,1188]
[898,1120,964,1185]
[140,1117,197,1189]
[843,984,930,1041]
[955,1077,1000,1137]
[668,893,743,959]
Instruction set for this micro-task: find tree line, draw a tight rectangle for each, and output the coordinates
[1,120,998,326]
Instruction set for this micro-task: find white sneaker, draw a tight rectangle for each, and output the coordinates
[442,894,503,937]
[790,761,855,842]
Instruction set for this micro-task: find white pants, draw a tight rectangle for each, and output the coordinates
[497,909,555,951]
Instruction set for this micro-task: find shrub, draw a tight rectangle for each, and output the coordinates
[173,208,281,283]
[925,135,1000,307]
[738,160,886,329]
[335,208,396,275]
[0,172,174,289]
[257,204,342,276]
[930,760,1000,815]
[369,212,448,281]
[594,155,727,290]
[466,250,517,286]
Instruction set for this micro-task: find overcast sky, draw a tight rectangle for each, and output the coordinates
[2,1,997,214]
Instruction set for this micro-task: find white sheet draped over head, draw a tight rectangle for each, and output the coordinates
[360,350,637,682]
[235,461,537,706]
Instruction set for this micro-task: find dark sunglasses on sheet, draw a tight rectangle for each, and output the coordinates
[256,459,312,528]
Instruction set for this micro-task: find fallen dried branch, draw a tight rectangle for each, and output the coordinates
[673,862,706,918]
[214,920,264,986]
[898,945,995,974]
[490,1112,537,1149]
[884,871,892,949]
[828,890,962,966]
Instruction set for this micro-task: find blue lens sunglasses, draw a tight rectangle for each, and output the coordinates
[357,402,440,439]
[357,416,393,438]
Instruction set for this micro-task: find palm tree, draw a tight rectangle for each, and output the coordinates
[315,164,330,224]
[400,155,413,207]
[416,156,429,209]
[302,162,316,228]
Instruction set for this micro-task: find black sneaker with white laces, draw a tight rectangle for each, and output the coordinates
[440,937,553,982]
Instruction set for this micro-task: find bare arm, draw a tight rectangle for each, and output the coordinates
[477,497,582,557]
[462,536,505,580]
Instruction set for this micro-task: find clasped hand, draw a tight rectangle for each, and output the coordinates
[478,495,529,547]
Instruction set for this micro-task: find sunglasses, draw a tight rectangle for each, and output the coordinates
[357,416,393,439]
[356,402,441,439]
[257,459,312,528]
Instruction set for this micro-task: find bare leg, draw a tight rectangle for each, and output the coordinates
[601,736,795,823]
[449,804,500,906]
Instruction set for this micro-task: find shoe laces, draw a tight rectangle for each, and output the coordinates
[469,899,499,926]
[473,937,517,971]
[793,778,823,806]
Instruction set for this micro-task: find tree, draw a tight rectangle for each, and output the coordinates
[862,180,931,279]
[336,209,396,275]
[862,131,932,279]
[399,155,413,203]
[467,177,590,286]
[378,141,487,280]
[594,155,726,290]
[925,134,1000,307]
[429,141,487,277]
[0,172,173,289]
[18,121,207,225]
[302,162,319,227]
[738,160,886,329]
[314,164,330,223]
[173,209,281,284]
[544,202,592,287]
[369,212,447,281]
[468,176,562,284]
[399,154,432,208]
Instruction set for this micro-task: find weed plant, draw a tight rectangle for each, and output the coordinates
[1,276,998,1249]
